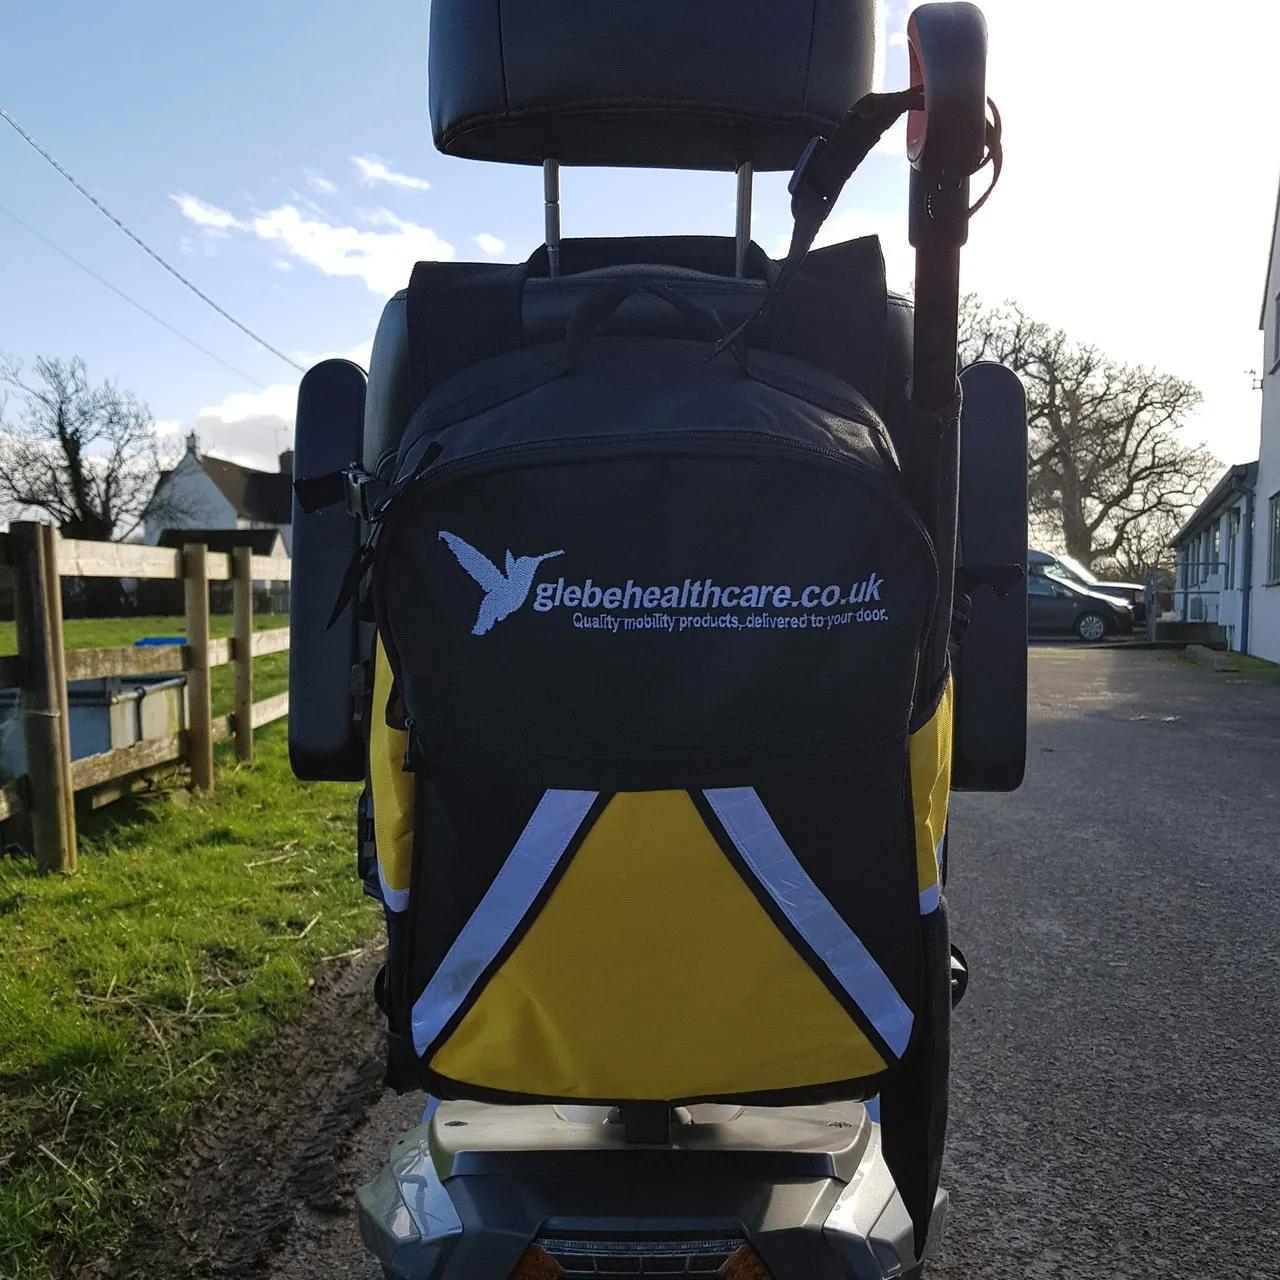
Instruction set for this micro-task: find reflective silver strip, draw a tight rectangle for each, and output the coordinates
[704,787,914,1059]
[918,832,945,914]
[379,860,410,914]
[411,789,598,1056]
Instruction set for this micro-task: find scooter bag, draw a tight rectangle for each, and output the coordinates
[370,286,948,1105]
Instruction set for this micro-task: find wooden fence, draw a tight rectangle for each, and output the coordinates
[0,522,291,874]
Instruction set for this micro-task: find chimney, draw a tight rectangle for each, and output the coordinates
[278,449,294,475]
[186,431,200,456]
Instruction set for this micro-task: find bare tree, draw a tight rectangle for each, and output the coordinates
[959,299,1219,571]
[1095,508,1184,583]
[0,355,179,541]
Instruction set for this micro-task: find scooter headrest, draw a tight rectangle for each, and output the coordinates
[428,0,879,171]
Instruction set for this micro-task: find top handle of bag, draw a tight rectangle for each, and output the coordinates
[563,279,744,370]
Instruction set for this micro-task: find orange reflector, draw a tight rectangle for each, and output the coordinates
[720,1243,773,1280]
[508,1245,565,1279]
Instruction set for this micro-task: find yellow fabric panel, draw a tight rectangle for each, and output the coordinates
[431,790,887,1099]
[370,636,414,898]
[908,678,953,895]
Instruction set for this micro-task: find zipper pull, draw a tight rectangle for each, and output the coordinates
[401,717,425,774]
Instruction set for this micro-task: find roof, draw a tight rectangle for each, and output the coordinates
[1172,462,1258,546]
[155,527,287,555]
[199,455,293,525]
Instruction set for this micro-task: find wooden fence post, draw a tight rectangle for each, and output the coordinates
[232,546,254,762]
[183,543,214,792]
[11,522,76,873]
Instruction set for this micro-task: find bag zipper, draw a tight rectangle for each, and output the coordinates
[383,427,938,578]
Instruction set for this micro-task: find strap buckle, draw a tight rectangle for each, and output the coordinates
[344,468,386,521]
[787,135,833,215]
[293,464,386,521]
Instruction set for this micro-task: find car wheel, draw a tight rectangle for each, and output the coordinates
[1076,611,1108,642]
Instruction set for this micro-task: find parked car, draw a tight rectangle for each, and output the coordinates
[1028,574,1134,641]
[1028,549,1147,625]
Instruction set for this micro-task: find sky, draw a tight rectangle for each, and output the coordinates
[2,0,1279,477]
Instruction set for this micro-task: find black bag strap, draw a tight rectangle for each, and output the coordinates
[292,470,346,515]
[780,87,926,290]
[716,85,1002,357]
[563,279,744,368]
[405,258,745,406]
[711,88,924,354]
[955,563,1024,599]
[948,562,1025,652]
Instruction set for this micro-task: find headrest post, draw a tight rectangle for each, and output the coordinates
[734,163,754,278]
[543,159,562,278]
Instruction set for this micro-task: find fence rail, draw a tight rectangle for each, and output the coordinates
[0,524,292,873]
[44,538,285,584]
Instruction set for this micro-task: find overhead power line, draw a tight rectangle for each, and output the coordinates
[0,107,305,374]
[0,202,268,389]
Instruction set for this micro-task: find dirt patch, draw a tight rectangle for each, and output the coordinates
[99,946,390,1280]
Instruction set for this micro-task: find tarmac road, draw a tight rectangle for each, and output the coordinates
[933,648,1280,1279]
[266,648,1280,1280]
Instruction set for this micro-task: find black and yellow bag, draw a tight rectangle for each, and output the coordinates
[364,278,955,1107]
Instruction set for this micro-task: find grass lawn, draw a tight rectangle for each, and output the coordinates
[1222,652,1280,681]
[1176,647,1280,683]
[0,619,379,1279]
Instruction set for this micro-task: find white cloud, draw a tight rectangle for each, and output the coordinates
[305,169,338,195]
[200,382,299,428]
[358,209,403,228]
[250,206,453,294]
[170,193,245,236]
[352,155,431,192]
[473,233,506,256]
[190,338,376,470]
[174,193,455,296]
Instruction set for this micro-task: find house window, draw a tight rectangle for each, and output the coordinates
[1270,493,1280,583]
[1227,509,1240,590]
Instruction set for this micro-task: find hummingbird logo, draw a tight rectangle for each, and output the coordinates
[438,531,564,635]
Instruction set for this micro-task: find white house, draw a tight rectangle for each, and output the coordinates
[1254,180,1280,663]
[1172,180,1280,661]
[1171,463,1256,651]
[144,433,294,553]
